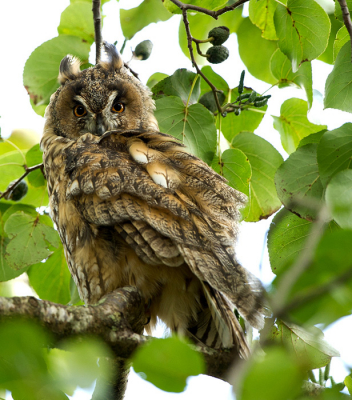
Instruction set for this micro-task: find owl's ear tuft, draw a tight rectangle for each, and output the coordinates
[100,42,124,71]
[58,55,81,85]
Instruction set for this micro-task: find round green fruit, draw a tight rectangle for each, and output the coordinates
[134,40,153,60]
[206,45,229,64]
[208,26,230,46]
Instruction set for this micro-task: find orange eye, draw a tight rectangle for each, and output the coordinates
[112,102,125,113]
[73,104,87,117]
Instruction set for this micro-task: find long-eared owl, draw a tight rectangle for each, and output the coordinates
[41,43,268,357]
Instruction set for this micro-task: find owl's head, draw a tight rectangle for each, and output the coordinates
[44,43,158,140]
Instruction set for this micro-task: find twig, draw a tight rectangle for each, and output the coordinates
[123,62,140,80]
[92,0,102,64]
[181,9,223,113]
[169,0,249,19]
[0,163,44,200]
[337,0,352,61]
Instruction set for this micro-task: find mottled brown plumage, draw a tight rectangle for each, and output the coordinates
[41,43,268,357]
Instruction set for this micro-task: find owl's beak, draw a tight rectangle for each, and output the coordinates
[95,113,106,136]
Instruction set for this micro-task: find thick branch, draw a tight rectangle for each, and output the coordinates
[0,286,236,380]
[92,0,102,64]
[337,0,352,61]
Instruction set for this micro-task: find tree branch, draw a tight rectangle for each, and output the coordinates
[0,286,237,383]
[169,0,249,19]
[92,0,102,64]
[0,163,44,200]
[337,0,352,62]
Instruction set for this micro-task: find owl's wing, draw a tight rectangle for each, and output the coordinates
[64,130,269,329]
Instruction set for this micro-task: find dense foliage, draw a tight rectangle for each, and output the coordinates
[1,0,352,399]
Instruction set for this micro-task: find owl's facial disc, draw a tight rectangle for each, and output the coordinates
[72,91,125,136]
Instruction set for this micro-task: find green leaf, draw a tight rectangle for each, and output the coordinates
[270,321,339,370]
[200,66,229,98]
[0,221,29,282]
[220,88,267,142]
[326,170,352,229]
[335,0,352,22]
[270,48,313,109]
[317,123,352,187]
[178,8,243,64]
[235,346,304,400]
[23,36,91,111]
[324,42,352,113]
[237,18,277,84]
[344,375,352,395]
[26,144,43,167]
[154,96,217,164]
[26,144,45,187]
[231,132,283,221]
[249,0,278,40]
[48,337,112,394]
[273,98,326,154]
[0,130,40,154]
[0,151,25,191]
[318,13,343,64]
[151,69,200,105]
[132,336,205,392]
[267,208,312,275]
[28,243,71,305]
[298,130,326,147]
[333,26,349,61]
[146,72,169,89]
[287,229,352,326]
[274,0,330,72]
[275,144,324,221]
[58,2,95,44]
[212,148,252,196]
[120,0,172,40]
[4,212,60,270]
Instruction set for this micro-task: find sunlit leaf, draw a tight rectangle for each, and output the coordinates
[274,0,330,72]
[132,336,205,392]
[152,69,200,105]
[58,2,95,44]
[146,72,169,89]
[326,170,352,229]
[275,144,323,221]
[120,0,172,39]
[200,66,229,98]
[4,212,60,270]
[333,26,349,62]
[212,148,251,196]
[155,96,217,164]
[270,320,339,370]
[335,0,352,22]
[23,36,91,112]
[324,42,352,113]
[234,347,304,400]
[231,132,283,221]
[249,0,278,40]
[273,98,326,154]
[270,48,313,109]
[318,13,343,64]
[317,123,352,187]
[237,18,277,84]
[28,243,71,305]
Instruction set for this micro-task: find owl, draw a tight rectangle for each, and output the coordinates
[41,43,268,358]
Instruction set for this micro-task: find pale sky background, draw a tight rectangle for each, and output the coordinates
[0,0,351,399]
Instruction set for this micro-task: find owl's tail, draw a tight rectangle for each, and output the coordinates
[186,282,250,358]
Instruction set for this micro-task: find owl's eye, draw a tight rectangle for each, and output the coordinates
[73,104,87,117]
[111,102,125,113]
